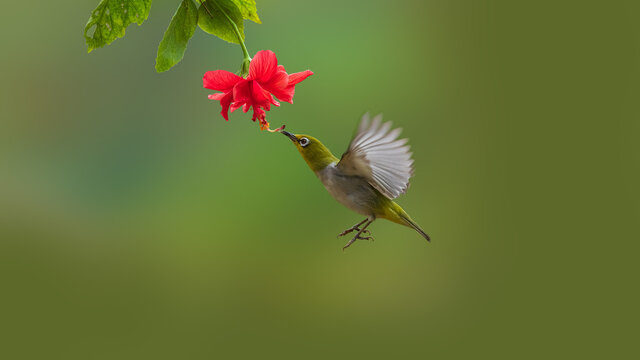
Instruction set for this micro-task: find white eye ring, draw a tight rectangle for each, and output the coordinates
[299,137,310,147]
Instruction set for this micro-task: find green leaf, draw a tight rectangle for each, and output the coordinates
[230,0,261,24]
[84,0,153,53]
[197,0,244,44]
[155,0,198,72]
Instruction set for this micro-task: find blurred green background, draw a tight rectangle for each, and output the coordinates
[1,0,638,358]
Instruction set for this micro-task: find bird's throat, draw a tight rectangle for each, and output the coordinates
[300,148,339,173]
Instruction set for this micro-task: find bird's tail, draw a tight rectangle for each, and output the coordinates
[398,212,431,242]
[382,201,431,242]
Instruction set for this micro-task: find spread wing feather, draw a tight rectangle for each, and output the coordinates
[337,113,414,199]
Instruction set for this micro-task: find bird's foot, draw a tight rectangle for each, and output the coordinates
[338,219,369,238]
[342,232,375,250]
[338,227,370,237]
[337,228,356,237]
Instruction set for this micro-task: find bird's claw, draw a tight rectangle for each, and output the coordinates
[342,231,375,250]
[340,219,374,250]
[338,228,370,238]
[338,219,370,238]
[338,228,357,237]
[357,235,374,242]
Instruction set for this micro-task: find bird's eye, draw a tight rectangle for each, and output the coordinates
[299,137,310,147]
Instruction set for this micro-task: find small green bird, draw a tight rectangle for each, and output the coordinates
[282,113,430,249]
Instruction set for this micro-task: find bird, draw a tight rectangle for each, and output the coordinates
[281,113,430,249]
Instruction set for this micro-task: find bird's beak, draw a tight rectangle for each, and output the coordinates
[281,130,297,143]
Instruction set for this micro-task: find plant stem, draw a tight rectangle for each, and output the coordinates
[200,0,250,61]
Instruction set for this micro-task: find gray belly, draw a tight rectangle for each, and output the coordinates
[317,163,379,216]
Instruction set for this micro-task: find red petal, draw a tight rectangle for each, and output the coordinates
[203,70,243,91]
[208,93,226,100]
[263,70,313,103]
[232,80,251,104]
[287,70,313,86]
[266,86,294,103]
[250,81,275,110]
[250,81,269,102]
[230,102,243,113]
[249,50,278,82]
[217,92,234,121]
[259,69,289,99]
[271,69,289,89]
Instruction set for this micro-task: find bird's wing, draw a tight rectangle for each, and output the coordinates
[337,113,414,199]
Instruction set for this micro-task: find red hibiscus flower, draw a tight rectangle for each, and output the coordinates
[203,50,313,130]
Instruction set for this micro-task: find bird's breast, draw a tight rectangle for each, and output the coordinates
[316,163,381,216]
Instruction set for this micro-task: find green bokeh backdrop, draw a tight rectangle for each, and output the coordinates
[1,0,638,359]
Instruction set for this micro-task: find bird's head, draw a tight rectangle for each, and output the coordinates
[281,130,338,172]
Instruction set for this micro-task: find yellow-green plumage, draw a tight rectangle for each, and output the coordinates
[287,135,337,173]
[282,114,430,249]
